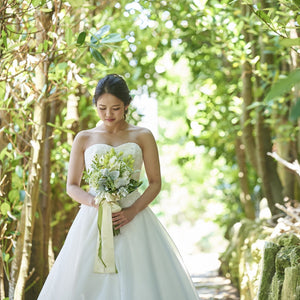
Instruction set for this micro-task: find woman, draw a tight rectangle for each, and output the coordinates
[38,74,199,300]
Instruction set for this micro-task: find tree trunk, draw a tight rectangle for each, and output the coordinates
[240,4,258,172]
[0,109,9,151]
[289,17,300,203]
[276,138,295,200]
[9,8,50,300]
[50,91,80,256]
[27,100,56,299]
[66,93,80,145]
[0,245,5,299]
[255,112,284,215]
[235,137,256,219]
[41,101,56,278]
[253,0,284,216]
[10,99,47,300]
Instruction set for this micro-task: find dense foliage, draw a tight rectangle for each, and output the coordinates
[0,0,300,299]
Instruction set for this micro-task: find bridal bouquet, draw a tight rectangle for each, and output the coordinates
[84,148,142,273]
[84,148,142,235]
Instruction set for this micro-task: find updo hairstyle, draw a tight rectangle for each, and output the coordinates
[93,74,132,115]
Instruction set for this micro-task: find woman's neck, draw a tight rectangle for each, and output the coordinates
[99,120,129,134]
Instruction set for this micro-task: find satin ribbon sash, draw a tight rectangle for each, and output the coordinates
[94,195,121,273]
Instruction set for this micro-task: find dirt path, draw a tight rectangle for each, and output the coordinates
[193,271,239,300]
[184,253,240,300]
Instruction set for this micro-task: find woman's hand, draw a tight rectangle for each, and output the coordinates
[90,201,99,209]
[87,196,99,208]
[112,206,138,230]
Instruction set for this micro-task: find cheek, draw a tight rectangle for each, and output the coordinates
[97,109,104,117]
[117,109,125,116]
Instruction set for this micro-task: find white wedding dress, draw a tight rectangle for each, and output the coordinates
[38,143,199,300]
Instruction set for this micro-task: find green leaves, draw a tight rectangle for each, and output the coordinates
[279,38,300,47]
[290,98,300,121]
[65,27,73,45]
[88,25,123,65]
[255,9,272,26]
[15,165,23,178]
[32,0,41,6]
[90,25,110,44]
[293,0,300,7]
[101,33,124,44]
[262,69,300,121]
[94,26,122,44]
[265,69,300,103]
[1,202,10,216]
[75,26,124,65]
[90,47,107,65]
[1,30,7,48]
[76,31,87,45]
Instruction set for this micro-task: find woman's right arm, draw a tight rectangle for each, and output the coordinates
[66,133,97,208]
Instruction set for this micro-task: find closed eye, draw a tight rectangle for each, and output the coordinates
[98,107,121,110]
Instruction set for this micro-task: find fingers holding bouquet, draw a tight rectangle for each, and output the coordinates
[91,199,99,209]
[87,197,99,208]
[112,206,137,230]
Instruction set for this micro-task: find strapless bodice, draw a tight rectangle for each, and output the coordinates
[84,142,143,207]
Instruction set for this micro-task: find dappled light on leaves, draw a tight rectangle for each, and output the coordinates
[1,0,300,299]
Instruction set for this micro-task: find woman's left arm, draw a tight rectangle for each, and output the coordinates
[132,129,161,212]
[112,129,161,229]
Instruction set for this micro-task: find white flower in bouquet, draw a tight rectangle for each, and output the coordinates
[114,177,130,189]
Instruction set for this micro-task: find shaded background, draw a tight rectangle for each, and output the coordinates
[1,0,300,299]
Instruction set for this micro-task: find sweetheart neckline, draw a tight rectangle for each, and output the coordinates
[84,142,142,154]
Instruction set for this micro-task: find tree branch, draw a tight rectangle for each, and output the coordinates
[267,151,300,176]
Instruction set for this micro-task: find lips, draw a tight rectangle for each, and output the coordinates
[105,119,115,122]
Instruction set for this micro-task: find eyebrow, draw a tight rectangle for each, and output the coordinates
[98,104,121,107]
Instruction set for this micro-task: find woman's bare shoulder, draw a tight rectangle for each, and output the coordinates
[129,124,153,136]
[74,129,90,140]
[72,129,96,149]
[128,125,156,148]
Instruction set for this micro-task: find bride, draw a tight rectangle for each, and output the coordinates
[38,74,199,300]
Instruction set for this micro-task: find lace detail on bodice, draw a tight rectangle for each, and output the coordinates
[84,142,143,207]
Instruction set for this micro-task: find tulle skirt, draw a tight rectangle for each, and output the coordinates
[38,195,199,300]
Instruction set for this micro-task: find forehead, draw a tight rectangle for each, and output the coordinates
[97,93,123,106]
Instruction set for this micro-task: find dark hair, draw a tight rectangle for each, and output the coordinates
[93,74,132,111]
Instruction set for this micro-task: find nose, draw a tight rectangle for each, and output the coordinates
[105,109,112,117]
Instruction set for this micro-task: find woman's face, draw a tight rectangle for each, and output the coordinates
[96,93,128,126]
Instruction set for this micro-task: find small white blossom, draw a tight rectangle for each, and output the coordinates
[114,177,128,188]
[110,170,120,180]
[119,187,129,198]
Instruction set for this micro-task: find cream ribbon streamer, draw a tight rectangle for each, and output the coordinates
[94,194,121,273]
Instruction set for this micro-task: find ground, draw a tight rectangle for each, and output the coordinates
[185,252,240,300]
[157,208,240,299]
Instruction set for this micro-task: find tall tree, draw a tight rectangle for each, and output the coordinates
[9,5,51,299]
